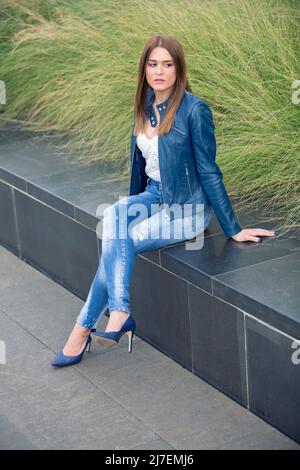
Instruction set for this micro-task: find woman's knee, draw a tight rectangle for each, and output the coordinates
[102,204,118,241]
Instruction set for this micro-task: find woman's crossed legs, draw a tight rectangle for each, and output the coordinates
[64,180,208,355]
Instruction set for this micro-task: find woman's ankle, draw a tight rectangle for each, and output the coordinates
[109,311,130,318]
[74,322,92,336]
[105,311,129,332]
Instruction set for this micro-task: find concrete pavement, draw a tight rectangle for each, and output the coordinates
[0,245,299,450]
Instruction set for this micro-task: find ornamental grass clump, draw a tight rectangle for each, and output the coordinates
[0,0,299,234]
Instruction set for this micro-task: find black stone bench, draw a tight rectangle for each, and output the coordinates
[0,124,299,444]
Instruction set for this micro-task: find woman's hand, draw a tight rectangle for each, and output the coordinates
[231,228,275,243]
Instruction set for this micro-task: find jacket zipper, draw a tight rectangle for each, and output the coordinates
[172,126,185,136]
[185,164,193,197]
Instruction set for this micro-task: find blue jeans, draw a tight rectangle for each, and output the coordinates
[76,178,212,330]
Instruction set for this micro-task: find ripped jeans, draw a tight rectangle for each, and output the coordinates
[76,177,213,330]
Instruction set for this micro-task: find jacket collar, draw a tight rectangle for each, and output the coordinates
[146,87,170,127]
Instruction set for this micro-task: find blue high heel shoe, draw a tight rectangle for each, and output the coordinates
[91,315,136,353]
[51,328,96,367]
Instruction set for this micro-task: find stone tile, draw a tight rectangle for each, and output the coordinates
[0,246,299,450]
[26,182,75,218]
[0,140,70,180]
[28,161,129,210]
[160,222,290,293]
[0,168,27,191]
[0,180,18,254]
[246,317,300,445]
[139,250,160,265]
[127,438,174,450]
[130,255,192,370]
[74,205,99,231]
[0,244,139,353]
[0,311,156,450]
[0,414,37,450]
[0,137,130,218]
[14,190,99,299]
[189,283,247,406]
[79,340,299,450]
[214,252,300,338]
[204,204,277,237]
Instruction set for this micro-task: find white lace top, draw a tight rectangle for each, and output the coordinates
[136,133,161,182]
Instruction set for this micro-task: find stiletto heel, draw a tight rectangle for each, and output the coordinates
[86,339,92,353]
[51,328,96,367]
[126,330,134,353]
[91,315,136,353]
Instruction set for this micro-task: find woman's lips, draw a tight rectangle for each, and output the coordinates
[154,79,165,82]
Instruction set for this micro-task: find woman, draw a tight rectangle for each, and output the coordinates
[51,35,275,367]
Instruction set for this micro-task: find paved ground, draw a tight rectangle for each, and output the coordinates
[0,245,299,450]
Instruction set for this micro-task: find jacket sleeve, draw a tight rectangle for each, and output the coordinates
[189,100,242,238]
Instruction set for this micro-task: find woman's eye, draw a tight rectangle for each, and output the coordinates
[149,63,173,67]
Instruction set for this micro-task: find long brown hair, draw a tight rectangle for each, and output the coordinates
[133,35,193,137]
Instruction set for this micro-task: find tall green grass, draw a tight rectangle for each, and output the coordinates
[0,0,299,234]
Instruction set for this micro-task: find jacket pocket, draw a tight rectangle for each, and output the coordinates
[184,163,193,197]
[172,125,186,136]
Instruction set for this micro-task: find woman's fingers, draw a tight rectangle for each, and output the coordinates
[247,235,262,243]
[249,228,275,235]
[231,228,276,243]
[246,228,276,242]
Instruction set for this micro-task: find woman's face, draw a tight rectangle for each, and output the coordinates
[145,47,176,96]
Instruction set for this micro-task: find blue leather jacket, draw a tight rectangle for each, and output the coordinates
[129,88,242,238]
